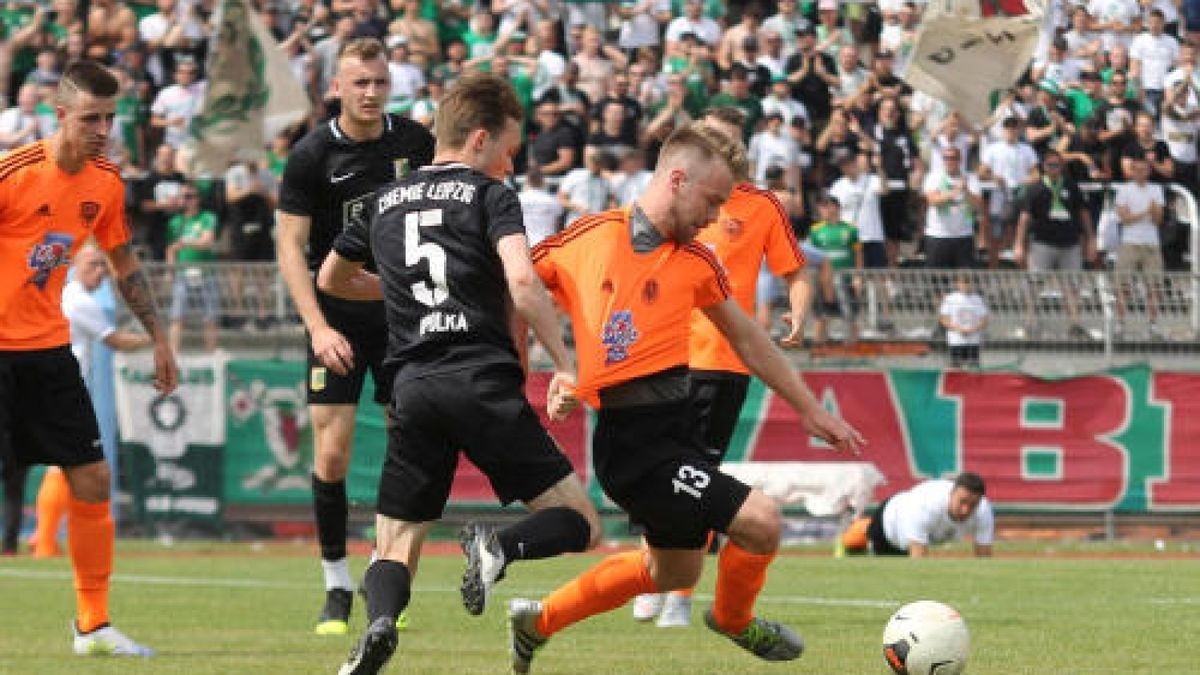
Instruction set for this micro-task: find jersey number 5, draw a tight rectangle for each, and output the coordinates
[406,208,449,307]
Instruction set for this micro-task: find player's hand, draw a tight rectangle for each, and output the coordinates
[152,340,179,395]
[801,406,865,456]
[312,325,354,375]
[547,370,579,421]
[777,311,805,348]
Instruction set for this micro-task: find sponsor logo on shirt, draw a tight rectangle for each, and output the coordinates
[601,309,639,365]
[25,232,74,290]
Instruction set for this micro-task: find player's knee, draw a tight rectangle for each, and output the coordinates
[63,461,111,503]
[649,563,702,591]
[730,494,783,554]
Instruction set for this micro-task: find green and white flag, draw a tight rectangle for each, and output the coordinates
[188,0,310,175]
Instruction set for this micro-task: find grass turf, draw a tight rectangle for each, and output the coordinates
[0,540,1197,673]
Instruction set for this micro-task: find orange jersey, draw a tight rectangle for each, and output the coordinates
[532,208,731,408]
[689,183,805,374]
[0,141,129,350]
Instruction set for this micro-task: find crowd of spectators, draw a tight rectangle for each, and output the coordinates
[2,0,1197,339]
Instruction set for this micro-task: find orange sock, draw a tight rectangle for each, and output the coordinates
[33,468,69,558]
[711,542,775,635]
[537,550,658,637]
[67,498,113,633]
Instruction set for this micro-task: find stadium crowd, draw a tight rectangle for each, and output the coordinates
[1,0,1196,329]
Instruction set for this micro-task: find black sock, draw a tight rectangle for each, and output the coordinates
[2,465,27,552]
[363,559,411,622]
[311,474,348,561]
[496,507,591,563]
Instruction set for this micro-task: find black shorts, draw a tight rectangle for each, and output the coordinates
[595,399,751,550]
[924,236,977,269]
[0,346,103,469]
[867,496,906,556]
[880,191,911,242]
[307,292,389,406]
[376,364,575,522]
[689,370,750,463]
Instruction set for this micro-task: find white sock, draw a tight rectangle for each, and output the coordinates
[322,558,353,591]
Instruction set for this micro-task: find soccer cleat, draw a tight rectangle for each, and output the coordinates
[631,593,664,621]
[655,594,692,628]
[337,616,398,675]
[316,588,354,636]
[72,622,155,657]
[507,598,547,674]
[460,522,506,616]
[703,609,804,661]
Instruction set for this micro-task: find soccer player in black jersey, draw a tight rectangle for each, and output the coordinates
[319,72,600,675]
[275,37,435,636]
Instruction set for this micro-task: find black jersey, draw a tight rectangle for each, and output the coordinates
[279,114,435,272]
[333,163,526,382]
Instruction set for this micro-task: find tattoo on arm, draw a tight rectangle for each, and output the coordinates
[117,269,162,339]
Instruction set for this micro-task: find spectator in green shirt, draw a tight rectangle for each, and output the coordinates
[808,193,862,344]
[166,186,219,352]
[1065,70,1105,126]
[708,64,763,141]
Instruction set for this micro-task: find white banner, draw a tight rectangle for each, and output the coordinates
[905,1,1042,126]
[115,351,228,459]
[188,0,311,174]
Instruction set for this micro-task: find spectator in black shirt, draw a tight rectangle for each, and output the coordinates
[528,98,580,178]
[784,25,839,129]
[588,70,642,144]
[1120,111,1174,184]
[134,143,187,259]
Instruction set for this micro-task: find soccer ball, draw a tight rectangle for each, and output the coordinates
[881,600,970,675]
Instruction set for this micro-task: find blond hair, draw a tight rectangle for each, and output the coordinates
[658,122,748,182]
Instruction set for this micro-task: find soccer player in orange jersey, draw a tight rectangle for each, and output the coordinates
[632,106,814,628]
[0,61,177,656]
[509,123,865,672]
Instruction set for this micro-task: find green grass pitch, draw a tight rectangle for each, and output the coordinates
[0,541,1197,673]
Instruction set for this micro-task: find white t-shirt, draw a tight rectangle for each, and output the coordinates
[388,61,426,110]
[1114,181,1165,245]
[747,131,800,189]
[62,279,115,375]
[939,291,988,346]
[0,107,48,150]
[612,169,653,206]
[1129,32,1180,90]
[518,187,564,247]
[829,173,885,243]
[882,479,995,550]
[761,96,810,128]
[664,16,722,46]
[1161,113,1198,163]
[151,82,203,148]
[558,168,612,223]
[533,50,567,101]
[1088,0,1140,50]
[618,0,670,49]
[922,170,982,239]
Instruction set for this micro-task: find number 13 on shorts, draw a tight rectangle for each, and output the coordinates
[672,464,710,500]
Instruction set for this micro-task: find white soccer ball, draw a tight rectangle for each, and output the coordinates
[881,600,970,675]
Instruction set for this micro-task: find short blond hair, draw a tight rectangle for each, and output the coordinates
[658,122,748,182]
[337,37,387,64]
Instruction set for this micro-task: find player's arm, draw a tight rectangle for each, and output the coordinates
[276,210,355,375]
[317,251,382,302]
[107,244,178,394]
[497,233,577,421]
[103,330,153,351]
[702,299,864,452]
[777,268,813,348]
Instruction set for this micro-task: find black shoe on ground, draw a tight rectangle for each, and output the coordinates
[316,588,353,636]
[337,616,398,675]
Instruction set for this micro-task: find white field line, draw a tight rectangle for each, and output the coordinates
[0,567,899,607]
[1148,597,1200,605]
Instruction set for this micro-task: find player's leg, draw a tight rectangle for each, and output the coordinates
[454,366,599,614]
[310,403,359,634]
[32,466,69,557]
[651,373,750,627]
[307,334,372,635]
[1,460,27,554]
[706,486,803,661]
[338,379,454,675]
[12,348,151,656]
[338,516,432,675]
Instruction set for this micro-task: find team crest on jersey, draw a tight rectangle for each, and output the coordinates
[80,201,100,224]
[601,309,639,365]
[720,213,744,240]
[310,367,327,392]
[25,232,74,290]
[642,279,659,304]
[393,158,410,180]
